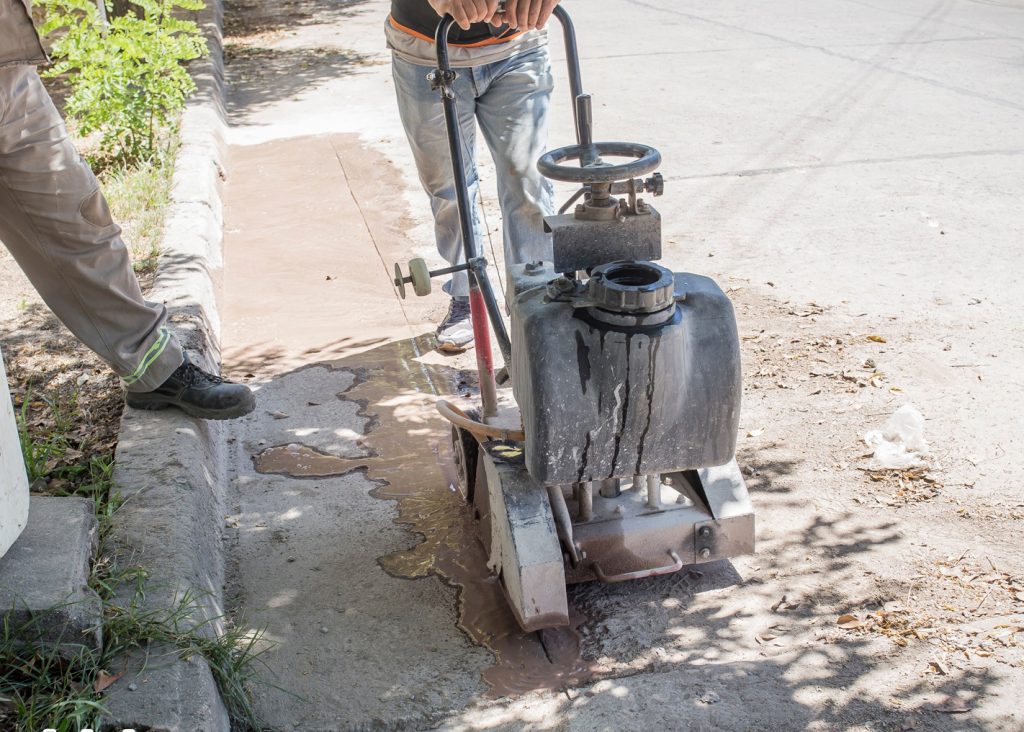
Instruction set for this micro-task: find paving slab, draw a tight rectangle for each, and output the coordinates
[0,495,100,651]
[220,131,439,375]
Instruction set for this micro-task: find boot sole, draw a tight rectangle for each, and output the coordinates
[127,393,256,421]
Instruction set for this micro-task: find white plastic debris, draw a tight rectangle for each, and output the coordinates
[863,404,930,469]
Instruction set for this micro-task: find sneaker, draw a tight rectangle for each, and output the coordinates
[436,297,474,353]
[125,353,256,420]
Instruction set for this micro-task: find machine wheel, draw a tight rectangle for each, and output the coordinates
[451,420,479,503]
[409,258,432,297]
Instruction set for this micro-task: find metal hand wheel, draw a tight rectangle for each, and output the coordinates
[537,141,661,184]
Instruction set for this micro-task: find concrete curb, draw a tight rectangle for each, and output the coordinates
[0,496,101,654]
[102,0,233,729]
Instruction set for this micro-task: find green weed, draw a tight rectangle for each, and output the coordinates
[17,388,80,484]
[15,388,114,507]
[0,614,106,731]
[104,587,273,731]
[100,143,179,273]
[38,0,208,166]
[0,589,272,731]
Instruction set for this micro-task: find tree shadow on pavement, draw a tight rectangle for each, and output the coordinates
[224,0,371,38]
[222,336,392,379]
[224,44,379,124]
[466,495,1006,730]
[221,0,377,123]
[221,0,377,124]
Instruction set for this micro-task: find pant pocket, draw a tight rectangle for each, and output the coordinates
[79,186,114,228]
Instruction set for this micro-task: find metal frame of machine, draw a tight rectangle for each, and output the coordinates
[394,6,755,632]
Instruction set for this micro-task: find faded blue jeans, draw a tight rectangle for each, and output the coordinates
[392,46,555,298]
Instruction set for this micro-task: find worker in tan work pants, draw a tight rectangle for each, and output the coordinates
[1,0,253,418]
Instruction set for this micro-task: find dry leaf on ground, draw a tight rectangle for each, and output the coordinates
[837,613,865,629]
[94,670,122,693]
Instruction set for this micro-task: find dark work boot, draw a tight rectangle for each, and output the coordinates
[125,353,256,420]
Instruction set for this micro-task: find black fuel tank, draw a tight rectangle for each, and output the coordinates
[510,270,741,486]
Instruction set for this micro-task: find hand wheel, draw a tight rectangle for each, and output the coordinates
[537,141,661,184]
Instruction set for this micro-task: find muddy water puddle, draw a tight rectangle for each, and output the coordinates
[254,336,591,696]
[254,443,368,477]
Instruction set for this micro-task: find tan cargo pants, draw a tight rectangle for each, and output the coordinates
[0,64,183,392]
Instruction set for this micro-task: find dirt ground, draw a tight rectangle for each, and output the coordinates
[0,249,126,499]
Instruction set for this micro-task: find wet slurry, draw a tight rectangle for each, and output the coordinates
[254,337,592,697]
[254,443,368,477]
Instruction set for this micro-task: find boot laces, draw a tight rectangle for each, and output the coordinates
[439,298,471,331]
[180,361,224,387]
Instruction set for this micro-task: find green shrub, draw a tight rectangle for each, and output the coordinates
[39,0,208,165]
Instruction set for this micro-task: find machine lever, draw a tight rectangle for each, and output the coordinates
[592,550,683,584]
[576,94,594,150]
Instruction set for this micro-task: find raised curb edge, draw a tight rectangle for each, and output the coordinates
[101,0,233,729]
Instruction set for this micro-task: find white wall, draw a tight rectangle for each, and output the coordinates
[0,347,29,559]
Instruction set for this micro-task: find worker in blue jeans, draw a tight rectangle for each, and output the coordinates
[388,0,560,351]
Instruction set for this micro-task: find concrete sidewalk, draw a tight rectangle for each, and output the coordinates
[217,0,1024,729]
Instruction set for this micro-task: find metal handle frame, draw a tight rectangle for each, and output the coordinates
[550,5,585,142]
[432,7,582,417]
[433,15,510,417]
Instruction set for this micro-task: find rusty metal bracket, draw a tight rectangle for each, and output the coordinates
[695,522,717,562]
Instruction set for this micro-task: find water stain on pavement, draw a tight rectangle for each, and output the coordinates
[254,443,368,478]
[266,336,593,697]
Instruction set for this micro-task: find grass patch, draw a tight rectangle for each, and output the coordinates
[103,588,272,731]
[1,586,271,731]
[0,618,106,732]
[16,386,116,505]
[99,142,179,280]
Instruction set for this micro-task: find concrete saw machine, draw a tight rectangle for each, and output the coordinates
[393,7,755,631]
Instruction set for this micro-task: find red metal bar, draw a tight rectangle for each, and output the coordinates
[469,288,498,418]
